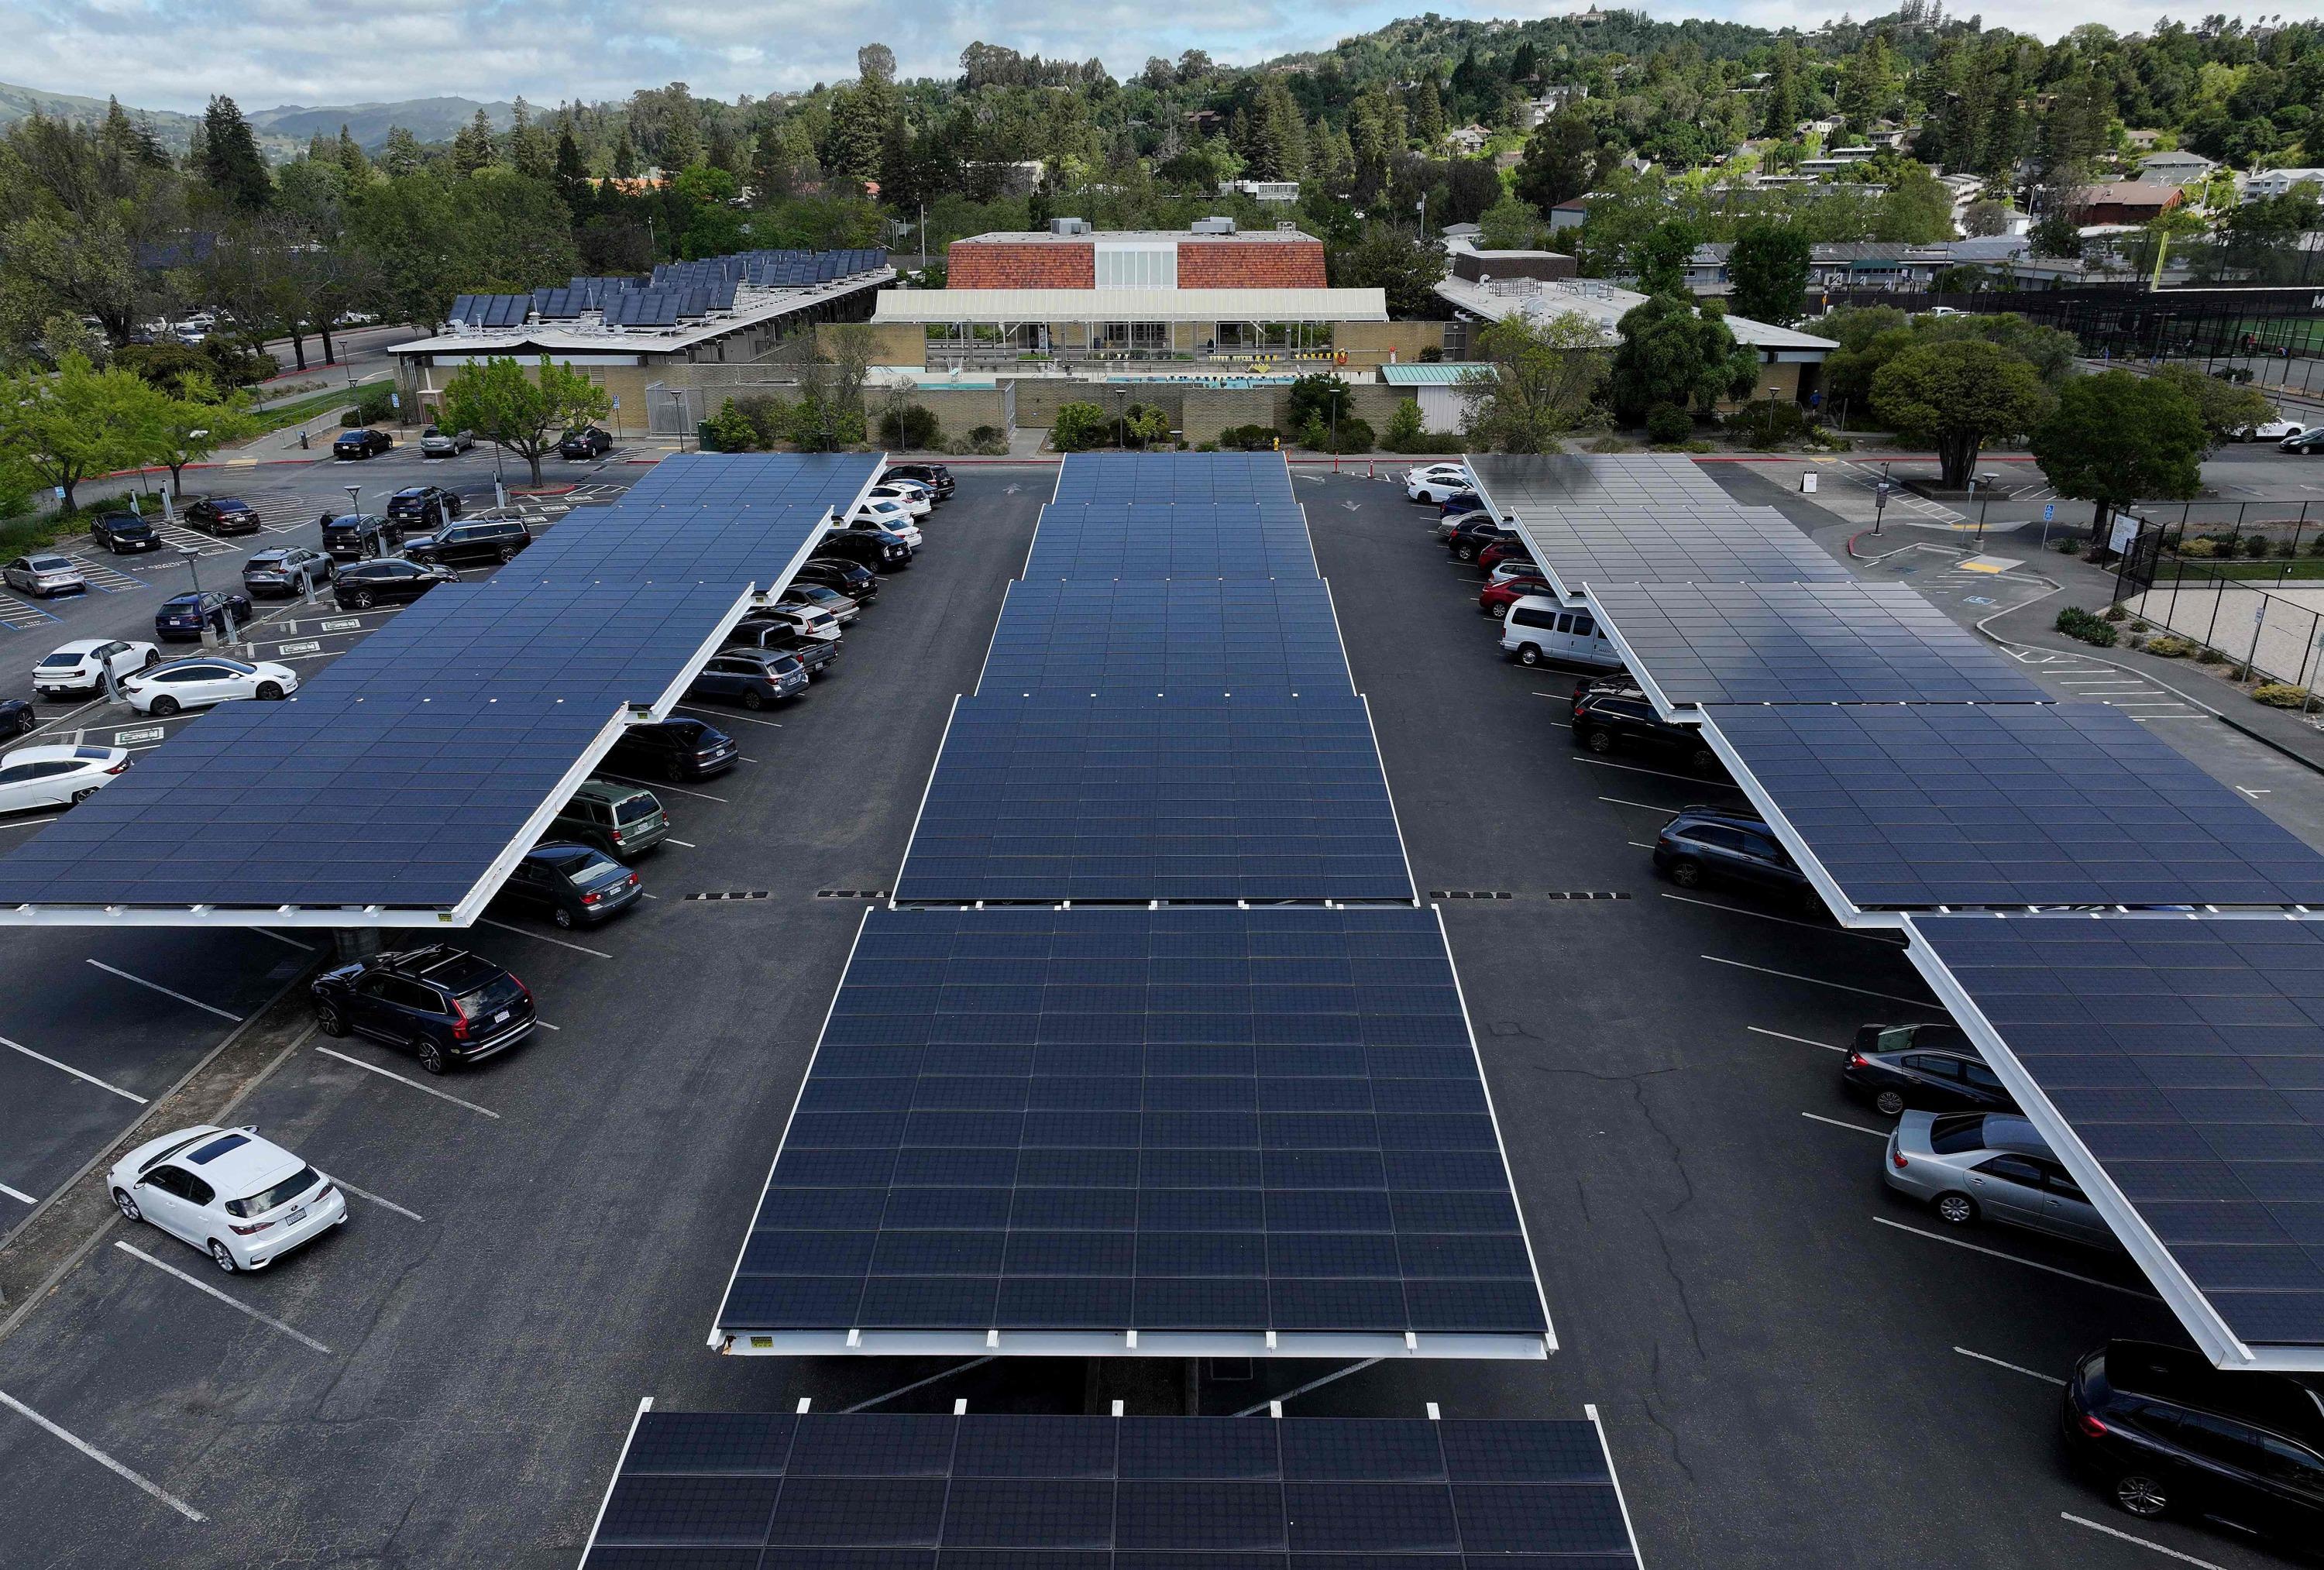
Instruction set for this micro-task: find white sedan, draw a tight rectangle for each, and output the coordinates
[2242,418,2305,442]
[849,498,923,547]
[108,1125,346,1273]
[32,637,160,699]
[865,482,932,518]
[0,744,129,812]
[122,656,299,716]
[1406,469,1473,503]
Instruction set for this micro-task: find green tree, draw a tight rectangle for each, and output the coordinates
[703,397,761,452]
[0,352,169,510]
[1763,43,1802,138]
[1457,310,1611,452]
[1727,219,1810,326]
[1513,108,1600,214]
[554,129,592,216]
[1050,401,1109,451]
[199,96,271,210]
[380,126,424,178]
[437,356,613,485]
[1608,295,1758,421]
[2138,363,2273,452]
[1628,217,1703,298]
[451,110,498,176]
[1838,31,1897,136]
[148,373,260,497]
[1325,222,1448,318]
[1873,164,1957,244]
[2031,370,2209,536]
[1477,194,1545,252]
[1871,339,2047,490]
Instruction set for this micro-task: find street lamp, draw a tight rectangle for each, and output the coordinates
[1113,387,1127,449]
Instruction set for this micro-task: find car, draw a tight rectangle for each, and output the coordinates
[558,426,614,459]
[1844,1025,2014,1117]
[751,603,841,642]
[332,428,394,459]
[865,482,933,518]
[88,511,162,554]
[1446,520,1520,562]
[884,462,953,500]
[107,1125,347,1273]
[0,699,34,740]
[2281,428,2324,455]
[1883,1110,2119,1249]
[603,716,738,782]
[184,497,263,535]
[1480,574,1553,617]
[0,744,129,812]
[241,547,334,597]
[2061,1340,2324,1543]
[2239,418,2305,442]
[1652,806,1817,909]
[386,485,463,529]
[724,620,837,676]
[1503,596,1622,672]
[1477,541,1538,575]
[552,779,671,861]
[779,583,861,625]
[1437,492,1484,517]
[3,555,88,598]
[311,946,535,1075]
[153,589,253,641]
[1569,673,1642,716]
[847,499,923,547]
[497,842,642,928]
[815,528,910,571]
[418,425,475,457]
[1435,507,1490,541]
[688,648,810,710]
[795,558,879,602]
[122,656,299,716]
[333,558,456,610]
[1406,467,1471,503]
[33,638,160,698]
[401,517,531,569]
[1571,685,1723,771]
[321,511,404,561]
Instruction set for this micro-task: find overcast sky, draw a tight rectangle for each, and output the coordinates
[15,1,2322,116]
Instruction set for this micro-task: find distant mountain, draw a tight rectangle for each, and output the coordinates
[0,79,511,157]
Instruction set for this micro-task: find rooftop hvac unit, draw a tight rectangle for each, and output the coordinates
[1048,217,1092,235]
[1191,216,1237,235]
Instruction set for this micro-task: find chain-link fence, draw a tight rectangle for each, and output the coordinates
[2113,514,2324,720]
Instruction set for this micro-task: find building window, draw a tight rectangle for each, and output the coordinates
[1095,243,1177,290]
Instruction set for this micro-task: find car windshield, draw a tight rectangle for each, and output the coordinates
[453,975,526,1021]
[1928,1113,1991,1155]
[614,795,659,825]
[30,557,73,572]
[225,1165,320,1218]
[572,856,627,888]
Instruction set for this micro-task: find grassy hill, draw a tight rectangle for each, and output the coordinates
[0,78,509,157]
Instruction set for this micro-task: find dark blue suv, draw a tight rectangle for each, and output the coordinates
[311,946,535,1075]
[154,589,253,641]
[1652,806,1820,913]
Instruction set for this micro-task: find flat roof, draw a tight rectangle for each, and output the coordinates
[390,270,892,359]
[956,227,1319,243]
[874,287,1388,325]
[1435,273,1839,352]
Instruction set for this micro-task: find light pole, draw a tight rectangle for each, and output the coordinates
[1113,387,1127,449]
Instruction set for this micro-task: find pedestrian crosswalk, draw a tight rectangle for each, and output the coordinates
[2010,648,2209,721]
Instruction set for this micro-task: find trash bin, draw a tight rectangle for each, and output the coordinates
[1800,470,1818,494]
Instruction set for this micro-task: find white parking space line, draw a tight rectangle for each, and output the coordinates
[1571,755,1738,787]
[1953,1346,2065,1386]
[330,1177,422,1222]
[1700,956,1942,1009]
[1232,1357,1386,1417]
[532,1020,562,1031]
[674,704,784,730]
[1871,1217,2157,1298]
[1599,795,1679,812]
[1626,840,1655,849]
[0,1032,146,1102]
[84,960,242,1022]
[0,1387,207,1523]
[1801,1111,1886,1137]
[1659,891,1903,943]
[113,1242,332,1353]
[0,816,61,831]
[1,1178,34,1203]
[312,1046,500,1118]
[1746,1025,1847,1053]
[597,774,728,803]
[843,1355,999,1412]
[665,839,698,848]
[2059,1513,2227,1568]
[471,917,613,959]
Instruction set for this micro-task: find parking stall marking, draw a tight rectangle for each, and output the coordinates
[1599,795,1681,812]
[673,704,782,730]
[1572,755,1743,788]
[0,1032,146,1102]
[596,774,728,803]
[1659,891,1906,943]
[247,928,315,953]
[148,522,232,557]
[1700,955,1942,1009]
[1745,1025,1848,1053]
[1230,1357,1386,1417]
[311,1046,501,1118]
[65,555,153,593]
[842,1355,1001,1413]
[1952,1346,2066,1386]
[113,1242,332,1354]
[1,1177,34,1204]
[330,1176,423,1223]
[2058,1514,2228,1569]
[85,960,243,1022]
[0,1388,206,1524]
[471,917,613,960]
[0,592,60,631]
[1870,1216,2158,1299]
[1800,1111,1886,1137]
[0,816,61,832]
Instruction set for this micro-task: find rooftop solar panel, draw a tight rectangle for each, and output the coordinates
[894,696,1413,902]
[1025,503,1318,579]
[1583,580,2049,708]
[583,1412,1638,1565]
[1702,703,2324,909]
[978,580,1355,697]
[715,906,1550,1354]
[1908,913,2324,1361]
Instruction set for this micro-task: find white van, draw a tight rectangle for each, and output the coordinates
[1501,595,1622,671]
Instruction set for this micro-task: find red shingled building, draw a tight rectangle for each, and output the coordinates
[947,225,1328,290]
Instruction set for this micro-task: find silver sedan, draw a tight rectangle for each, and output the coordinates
[1882,1111,2121,1251]
[3,554,88,598]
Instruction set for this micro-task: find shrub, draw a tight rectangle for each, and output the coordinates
[2196,646,2225,664]
[2102,603,2127,621]
[2145,634,2196,658]
[1050,402,1109,452]
[1586,435,1636,454]
[339,383,397,427]
[1644,404,1692,445]
[2254,682,2312,708]
[878,403,941,450]
[1195,441,1219,452]
[702,398,760,452]
[2228,664,2250,680]
[2126,634,2148,650]
[2177,538,2218,558]
[1724,399,1810,448]
[2055,605,2119,646]
[2276,537,2300,558]
[1215,424,1281,452]
[961,424,1008,455]
[737,396,794,448]
[1328,416,1375,454]
[2243,534,2271,558]
[2129,619,2150,632]
[1384,398,1427,452]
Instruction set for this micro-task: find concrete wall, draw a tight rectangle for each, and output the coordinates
[823,321,928,365]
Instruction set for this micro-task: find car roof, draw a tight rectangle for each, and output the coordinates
[525,842,597,867]
[2101,1340,2324,1434]
[1968,1113,2050,1157]
[575,778,654,804]
[247,548,292,562]
[177,1129,302,1192]
[48,638,110,656]
[2,744,112,768]
[377,945,503,990]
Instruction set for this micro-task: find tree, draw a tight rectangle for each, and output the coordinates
[1477,194,1546,251]
[148,373,260,497]
[1287,373,1353,432]
[1628,218,1702,298]
[1458,311,1610,452]
[0,352,169,510]
[199,96,271,210]
[437,356,612,485]
[1874,164,1957,244]
[1871,339,2047,490]
[1961,200,2012,237]
[1727,220,1810,326]
[451,110,498,176]
[380,127,423,179]
[2031,370,2208,535]
[1609,295,1759,421]
[1325,222,1448,319]
[1050,401,1109,451]
[1763,43,1802,138]
[2145,362,2277,449]
[554,130,592,215]
[1512,108,1599,213]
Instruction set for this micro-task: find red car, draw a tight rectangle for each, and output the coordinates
[1477,539,1538,574]
[1480,575,1553,617]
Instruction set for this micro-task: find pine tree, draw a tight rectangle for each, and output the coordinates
[451,109,497,176]
[381,126,423,178]
[200,95,272,210]
[555,129,592,214]
[335,125,369,184]
[1407,80,1446,149]
[1763,43,1801,138]
[612,128,638,180]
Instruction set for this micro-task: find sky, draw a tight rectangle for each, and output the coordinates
[12,0,2324,116]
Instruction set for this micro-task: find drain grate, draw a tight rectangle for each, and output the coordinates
[1428,890,1629,901]
[1429,890,1516,900]
[687,890,772,902]
[1541,891,1629,901]
[815,888,892,900]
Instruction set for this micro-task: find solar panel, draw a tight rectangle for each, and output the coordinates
[1054,452,1297,507]
[583,1413,1638,1565]
[1908,913,2324,1352]
[894,696,1413,902]
[1583,581,2050,707]
[621,452,884,515]
[1467,452,1731,513]
[607,290,681,328]
[1509,504,1854,599]
[715,907,1550,1352]
[1025,503,1318,580]
[978,580,1355,697]
[1703,703,2324,909]
[445,292,531,328]
[509,502,834,586]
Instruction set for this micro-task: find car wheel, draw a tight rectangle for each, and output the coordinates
[1874,1089,1906,1117]
[208,1238,239,1273]
[70,787,97,804]
[497,544,517,562]
[1584,727,1614,754]
[112,1187,140,1222]
[256,681,284,701]
[1518,644,1542,667]
[141,649,160,669]
[1666,857,1703,888]
[415,1037,447,1076]
[150,696,180,717]
[1689,746,1719,773]
[552,907,576,929]
[315,1000,349,1037]
[1455,544,1476,562]
[742,689,766,711]
[2113,1474,2169,1519]
[347,589,374,610]
[1934,1192,1978,1226]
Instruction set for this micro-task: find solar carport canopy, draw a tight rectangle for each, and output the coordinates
[1468,452,1732,511]
[1908,914,2324,1369]
[895,695,1413,902]
[508,500,838,584]
[1054,451,1298,505]
[1511,503,1854,604]
[1024,503,1318,580]
[714,906,1552,1358]
[978,580,1355,696]
[620,451,887,515]
[582,1410,1640,1566]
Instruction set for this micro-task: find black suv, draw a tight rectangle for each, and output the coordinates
[403,517,532,569]
[321,512,404,560]
[311,946,535,1074]
[497,843,642,928]
[1446,517,1520,562]
[184,497,263,535]
[1844,1024,2016,1117]
[885,462,954,500]
[89,512,161,554]
[559,426,614,459]
[1652,807,1818,910]
[816,528,909,571]
[1570,688,1724,775]
[334,558,456,610]
[2063,1340,2324,1547]
[386,486,463,529]
[603,717,738,781]
[795,558,878,603]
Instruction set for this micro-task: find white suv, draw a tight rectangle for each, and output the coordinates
[109,1125,347,1273]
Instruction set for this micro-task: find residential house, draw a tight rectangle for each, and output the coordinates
[2137,150,2216,187]
[1548,198,1591,232]
[1447,125,1492,156]
[2243,169,2324,203]
[2078,180,2185,225]
[1523,84,1590,126]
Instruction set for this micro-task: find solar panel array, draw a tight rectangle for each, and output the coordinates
[979,581,1356,697]
[447,292,532,328]
[1024,503,1318,580]
[583,1411,1638,1566]
[605,290,682,328]
[1054,452,1303,505]
[1508,504,1855,602]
